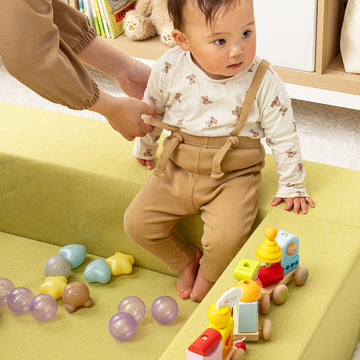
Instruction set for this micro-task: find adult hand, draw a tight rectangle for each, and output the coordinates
[90,89,155,141]
[113,56,151,100]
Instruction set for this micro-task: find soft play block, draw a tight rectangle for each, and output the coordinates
[160,209,360,360]
[0,232,198,360]
[258,153,360,230]
[0,101,266,274]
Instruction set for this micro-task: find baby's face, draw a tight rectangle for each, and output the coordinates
[179,0,256,80]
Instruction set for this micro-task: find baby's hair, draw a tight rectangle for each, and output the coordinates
[168,0,239,30]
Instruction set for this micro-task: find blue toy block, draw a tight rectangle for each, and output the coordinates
[237,301,258,333]
[276,230,300,275]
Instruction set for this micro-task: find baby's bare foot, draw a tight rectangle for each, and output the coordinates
[176,248,202,299]
[190,267,214,302]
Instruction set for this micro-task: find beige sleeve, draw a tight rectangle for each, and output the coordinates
[0,0,99,110]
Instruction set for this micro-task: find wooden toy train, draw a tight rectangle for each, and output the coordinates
[186,227,309,360]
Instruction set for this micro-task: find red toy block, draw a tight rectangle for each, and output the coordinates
[257,262,284,288]
[188,328,222,356]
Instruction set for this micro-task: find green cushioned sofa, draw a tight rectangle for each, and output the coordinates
[0,101,359,360]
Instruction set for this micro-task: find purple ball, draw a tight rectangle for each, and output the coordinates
[109,312,137,341]
[151,296,178,324]
[118,296,146,323]
[29,294,58,321]
[0,278,15,306]
[7,287,34,314]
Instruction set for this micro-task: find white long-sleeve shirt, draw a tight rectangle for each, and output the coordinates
[134,46,308,198]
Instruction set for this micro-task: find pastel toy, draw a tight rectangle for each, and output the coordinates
[109,312,137,341]
[39,276,68,300]
[7,287,34,314]
[118,296,146,323]
[44,255,71,278]
[59,244,87,269]
[84,259,112,284]
[105,252,135,276]
[0,278,15,305]
[29,294,58,321]
[151,296,178,324]
[62,281,93,313]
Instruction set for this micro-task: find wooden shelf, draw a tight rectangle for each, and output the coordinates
[109,0,360,97]
[274,55,360,96]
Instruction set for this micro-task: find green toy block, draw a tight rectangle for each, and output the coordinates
[234,258,261,281]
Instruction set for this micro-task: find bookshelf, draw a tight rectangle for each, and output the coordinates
[107,0,360,97]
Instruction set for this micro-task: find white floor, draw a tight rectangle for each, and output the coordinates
[1,59,360,359]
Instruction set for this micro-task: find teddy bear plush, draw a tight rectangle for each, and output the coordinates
[124,0,175,47]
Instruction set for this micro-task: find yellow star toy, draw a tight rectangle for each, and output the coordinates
[105,252,135,276]
[39,276,68,299]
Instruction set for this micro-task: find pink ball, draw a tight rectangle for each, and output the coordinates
[29,294,58,321]
[7,287,34,314]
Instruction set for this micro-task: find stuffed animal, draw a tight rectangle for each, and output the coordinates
[124,0,175,47]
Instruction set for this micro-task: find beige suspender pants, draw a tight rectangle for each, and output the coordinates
[124,61,269,282]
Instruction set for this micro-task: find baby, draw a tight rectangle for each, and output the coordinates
[125,0,315,301]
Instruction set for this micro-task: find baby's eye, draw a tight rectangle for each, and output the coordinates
[242,30,252,39]
[214,38,226,45]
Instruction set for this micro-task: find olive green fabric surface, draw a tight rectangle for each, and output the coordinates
[0,232,198,360]
[1,101,360,359]
[161,209,360,360]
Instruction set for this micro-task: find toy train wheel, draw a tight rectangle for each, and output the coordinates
[294,266,309,286]
[260,293,271,314]
[261,318,272,341]
[230,348,246,360]
[273,284,288,305]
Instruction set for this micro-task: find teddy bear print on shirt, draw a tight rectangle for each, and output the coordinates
[232,106,241,117]
[186,74,196,85]
[174,92,182,103]
[271,96,288,116]
[271,96,281,108]
[206,116,218,127]
[162,62,172,73]
[279,105,288,116]
[250,129,260,137]
[143,149,154,157]
[202,96,213,105]
[286,148,297,158]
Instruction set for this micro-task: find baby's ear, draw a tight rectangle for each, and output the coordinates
[172,30,190,51]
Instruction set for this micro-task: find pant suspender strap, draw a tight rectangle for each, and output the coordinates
[231,59,270,136]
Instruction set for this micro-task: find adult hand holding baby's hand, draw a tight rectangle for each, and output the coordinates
[272,196,315,214]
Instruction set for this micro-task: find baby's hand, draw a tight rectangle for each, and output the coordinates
[136,157,154,170]
[272,196,315,214]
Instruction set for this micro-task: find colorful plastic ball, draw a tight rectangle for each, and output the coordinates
[0,278,15,306]
[118,296,146,323]
[109,312,137,341]
[29,294,58,321]
[44,255,71,278]
[7,287,34,314]
[151,296,178,324]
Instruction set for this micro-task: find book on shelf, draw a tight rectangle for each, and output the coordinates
[67,0,136,39]
[99,0,137,39]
